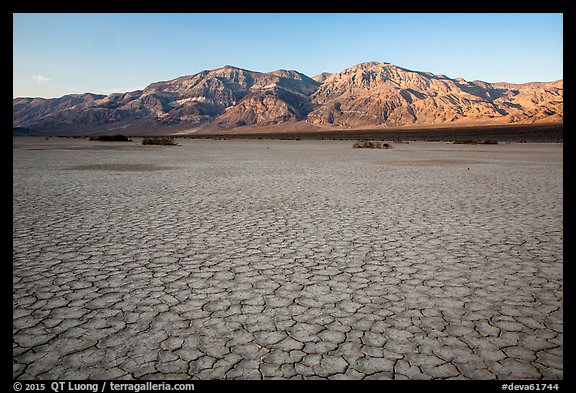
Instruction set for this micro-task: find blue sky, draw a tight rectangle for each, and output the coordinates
[13,13,563,98]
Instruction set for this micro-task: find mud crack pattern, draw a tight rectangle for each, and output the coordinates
[13,138,562,380]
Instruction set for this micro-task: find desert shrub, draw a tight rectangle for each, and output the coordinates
[142,136,177,146]
[454,139,498,145]
[353,140,369,148]
[89,134,131,142]
[353,140,391,149]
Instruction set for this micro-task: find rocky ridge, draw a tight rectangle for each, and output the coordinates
[13,62,563,133]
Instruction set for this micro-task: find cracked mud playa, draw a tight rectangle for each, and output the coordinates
[13,137,563,380]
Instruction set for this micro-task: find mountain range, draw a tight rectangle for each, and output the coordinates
[13,61,563,134]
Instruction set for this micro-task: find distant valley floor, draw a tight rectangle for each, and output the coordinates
[195,123,564,143]
[13,122,564,143]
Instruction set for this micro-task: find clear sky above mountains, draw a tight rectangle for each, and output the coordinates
[13,13,563,98]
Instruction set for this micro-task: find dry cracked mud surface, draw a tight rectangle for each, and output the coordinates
[13,137,563,380]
